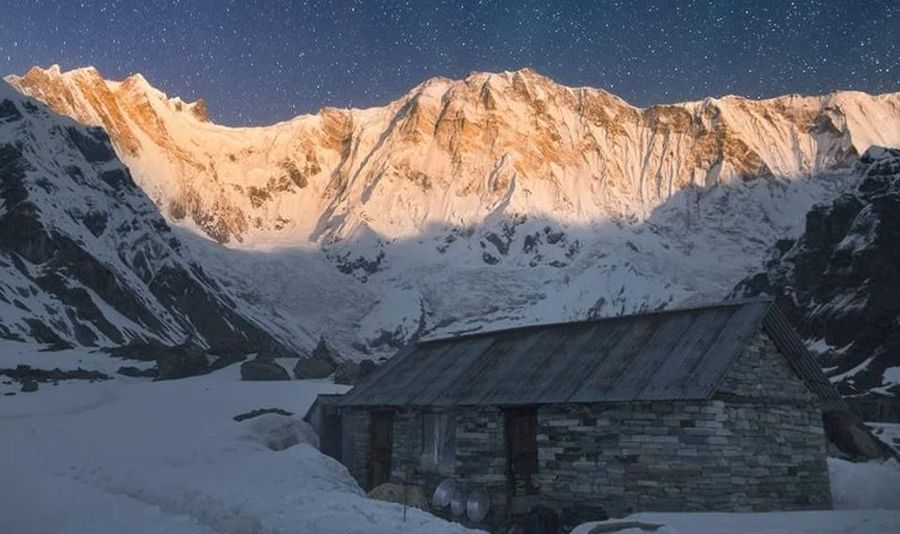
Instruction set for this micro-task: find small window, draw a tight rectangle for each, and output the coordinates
[420,412,456,473]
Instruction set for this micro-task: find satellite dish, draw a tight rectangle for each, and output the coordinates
[450,487,467,516]
[432,479,456,510]
[466,488,490,522]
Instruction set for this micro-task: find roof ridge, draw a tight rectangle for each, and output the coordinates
[419,297,774,345]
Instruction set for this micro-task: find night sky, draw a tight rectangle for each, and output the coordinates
[2,0,898,126]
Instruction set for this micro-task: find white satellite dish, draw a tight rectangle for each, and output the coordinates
[466,488,490,522]
[432,479,456,510]
[450,487,467,516]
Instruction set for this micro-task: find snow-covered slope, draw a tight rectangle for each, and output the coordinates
[0,82,310,353]
[0,340,481,534]
[5,66,900,372]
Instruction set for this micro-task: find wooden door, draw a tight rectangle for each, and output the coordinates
[320,413,343,461]
[505,407,538,496]
[368,411,393,490]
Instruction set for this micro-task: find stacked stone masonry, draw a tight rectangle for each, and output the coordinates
[341,409,371,486]
[719,330,817,401]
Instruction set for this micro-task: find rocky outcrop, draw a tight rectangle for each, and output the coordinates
[0,365,111,384]
[735,147,900,400]
[233,407,294,422]
[154,343,210,381]
[116,366,157,378]
[293,337,339,379]
[334,358,377,385]
[240,357,291,381]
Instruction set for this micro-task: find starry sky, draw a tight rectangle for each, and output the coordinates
[2,0,898,126]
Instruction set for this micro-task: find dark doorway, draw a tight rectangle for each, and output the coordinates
[320,413,343,461]
[368,411,393,490]
[505,407,539,496]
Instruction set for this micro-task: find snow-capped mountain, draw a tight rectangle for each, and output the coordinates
[5,66,900,391]
[735,147,900,400]
[0,82,308,354]
[8,66,900,246]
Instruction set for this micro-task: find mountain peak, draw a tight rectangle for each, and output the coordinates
[20,64,101,81]
[123,71,151,89]
[463,66,542,81]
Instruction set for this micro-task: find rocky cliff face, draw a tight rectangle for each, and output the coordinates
[735,147,900,399]
[0,82,306,353]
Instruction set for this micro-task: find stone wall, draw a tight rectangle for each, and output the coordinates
[340,408,371,486]
[531,330,831,521]
[386,407,511,525]
[718,331,816,401]
[389,410,422,483]
[533,398,830,522]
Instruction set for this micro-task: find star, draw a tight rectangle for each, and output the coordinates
[2,0,897,125]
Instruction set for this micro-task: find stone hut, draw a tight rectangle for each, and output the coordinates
[311,299,841,528]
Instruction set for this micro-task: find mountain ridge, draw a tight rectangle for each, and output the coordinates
[13,64,898,127]
[8,65,900,246]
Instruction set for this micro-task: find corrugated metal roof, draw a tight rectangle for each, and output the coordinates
[337,298,837,407]
[303,393,344,423]
[761,306,844,405]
